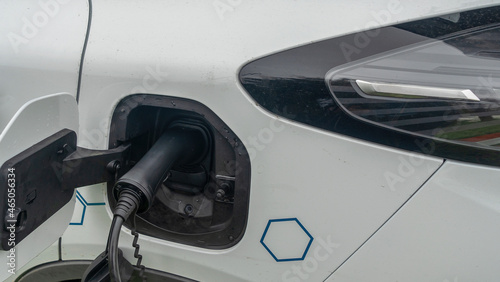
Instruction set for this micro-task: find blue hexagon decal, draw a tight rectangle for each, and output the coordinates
[70,190,105,225]
[260,218,313,262]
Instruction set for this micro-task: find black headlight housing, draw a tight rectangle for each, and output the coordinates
[240,6,500,167]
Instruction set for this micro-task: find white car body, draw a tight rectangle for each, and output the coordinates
[1,1,500,281]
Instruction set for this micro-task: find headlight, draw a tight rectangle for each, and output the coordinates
[240,6,500,166]
[327,24,500,148]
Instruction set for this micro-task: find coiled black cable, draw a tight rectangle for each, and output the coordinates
[131,229,147,281]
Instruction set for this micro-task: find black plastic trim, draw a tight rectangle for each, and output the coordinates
[0,129,76,250]
[239,6,500,167]
[62,144,130,190]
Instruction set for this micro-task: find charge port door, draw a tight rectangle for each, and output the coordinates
[0,93,78,280]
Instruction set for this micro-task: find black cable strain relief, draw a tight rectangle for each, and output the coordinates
[113,189,140,221]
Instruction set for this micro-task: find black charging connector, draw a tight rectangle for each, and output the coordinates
[105,120,210,281]
[113,121,209,214]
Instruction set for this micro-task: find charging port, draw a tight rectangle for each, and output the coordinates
[108,95,251,249]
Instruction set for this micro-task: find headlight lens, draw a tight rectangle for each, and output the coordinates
[327,25,500,148]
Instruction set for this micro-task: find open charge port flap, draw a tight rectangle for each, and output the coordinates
[0,129,76,250]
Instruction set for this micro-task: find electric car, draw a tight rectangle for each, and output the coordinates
[1,0,500,281]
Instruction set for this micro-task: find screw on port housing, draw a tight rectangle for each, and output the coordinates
[216,181,232,201]
[184,204,194,215]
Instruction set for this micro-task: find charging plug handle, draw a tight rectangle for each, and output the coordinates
[113,121,210,214]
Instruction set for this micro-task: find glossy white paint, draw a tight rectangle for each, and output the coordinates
[328,161,500,281]
[0,1,87,278]
[75,1,460,281]
[0,93,78,280]
[62,184,112,261]
[0,0,88,132]
[2,0,500,281]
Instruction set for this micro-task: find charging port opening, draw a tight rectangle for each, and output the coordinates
[108,95,251,249]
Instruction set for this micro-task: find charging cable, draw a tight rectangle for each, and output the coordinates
[106,121,210,281]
